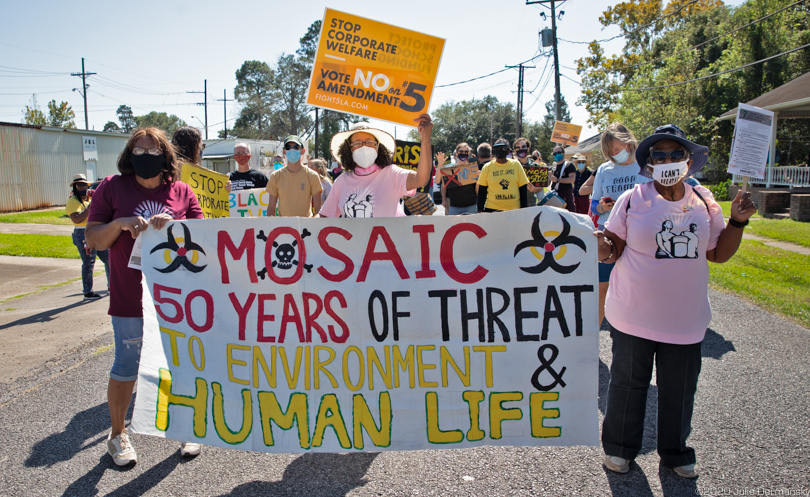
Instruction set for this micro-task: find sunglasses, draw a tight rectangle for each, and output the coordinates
[649,149,689,164]
[284,143,302,151]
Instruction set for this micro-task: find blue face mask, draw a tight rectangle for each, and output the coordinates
[286,149,301,163]
[611,147,630,164]
[554,153,564,162]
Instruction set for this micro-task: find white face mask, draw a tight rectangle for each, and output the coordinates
[352,146,378,169]
[651,161,689,187]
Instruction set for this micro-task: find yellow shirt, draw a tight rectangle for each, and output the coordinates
[477,159,530,211]
[266,166,323,217]
[65,196,90,227]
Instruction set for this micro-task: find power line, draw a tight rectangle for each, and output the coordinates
[435,51,543,88]
[561,74,581,85]
[624,42,810,91]
[607,0,806,74]
[559,0,701,45]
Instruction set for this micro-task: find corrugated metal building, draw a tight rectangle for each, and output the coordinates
[0,122,128,212]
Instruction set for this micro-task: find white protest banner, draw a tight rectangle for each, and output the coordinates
[132,209,599,452]
[728,103,774,180]
[229,188,271,218]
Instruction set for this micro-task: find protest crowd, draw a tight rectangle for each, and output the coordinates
[70,109,758,482]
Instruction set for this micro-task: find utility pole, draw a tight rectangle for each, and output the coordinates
[187,80,208,139]
[507,63,535,138]
[217,90,233,139]
[527,0,563,121]
[71,58,96,130]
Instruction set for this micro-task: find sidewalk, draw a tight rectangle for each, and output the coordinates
[0,222,73,235]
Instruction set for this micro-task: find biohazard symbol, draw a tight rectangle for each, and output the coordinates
[514,212,586,274]
[150,223,206,273]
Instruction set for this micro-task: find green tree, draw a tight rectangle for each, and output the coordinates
[269,53,313,138]
[103,121,121,133]
[23,94,46,125]
[591,0,810,178]
[296,20,322,63]
[46,100,76,128]
[134,112,187,135]
[576,0,723,129]
[116,105,136,133]
[232,61,275,139]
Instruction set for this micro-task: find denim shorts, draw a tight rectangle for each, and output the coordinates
[598,261,615,283]
[110,316,144,381]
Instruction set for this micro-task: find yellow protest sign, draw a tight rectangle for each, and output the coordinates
[551,121,583,147]
[180,163,229,218]
[306,8,445,127]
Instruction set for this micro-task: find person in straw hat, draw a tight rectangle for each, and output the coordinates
[571,153,592,215]
[66,173,109,301]
[319,114,434,218]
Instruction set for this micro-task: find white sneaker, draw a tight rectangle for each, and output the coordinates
[180,441,201,456]
[674,463,698,478]
[107,429,137,466]
[603,455,630,474]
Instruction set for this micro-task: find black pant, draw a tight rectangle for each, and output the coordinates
[602,323,702,467]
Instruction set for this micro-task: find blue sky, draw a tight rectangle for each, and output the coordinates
[0,0,747,142]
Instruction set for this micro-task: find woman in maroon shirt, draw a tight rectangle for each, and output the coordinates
[86,127,203,466]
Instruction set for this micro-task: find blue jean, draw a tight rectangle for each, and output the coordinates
[110,316,144,381]
[448,204,478,215]
[602,323,702,467]
[72,229,109,294]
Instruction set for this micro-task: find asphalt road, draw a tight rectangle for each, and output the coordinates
[0,255,809,496]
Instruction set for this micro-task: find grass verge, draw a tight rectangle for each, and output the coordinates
[0,234,78,258]
[716,201,761,219]
[746,218,810,248]
[0,208,72,225]
[709,239,810,328]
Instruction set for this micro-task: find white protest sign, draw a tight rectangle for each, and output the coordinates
[82,136,98,162]
[132,209,599,452]
[728,103,774,180]
[229,188,271,218]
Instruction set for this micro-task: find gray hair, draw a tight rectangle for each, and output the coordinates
[234,142,251,154]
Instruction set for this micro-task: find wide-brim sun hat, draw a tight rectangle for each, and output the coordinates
[572,153,586,161]
[70,173,89,186]
[635,124,708,178]
[330,122,396,160]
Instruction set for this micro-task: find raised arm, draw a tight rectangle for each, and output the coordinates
[406,114,434,191]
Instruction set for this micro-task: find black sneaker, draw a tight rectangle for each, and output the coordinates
[83,292,102,301]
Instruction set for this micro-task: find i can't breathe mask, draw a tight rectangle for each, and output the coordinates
[651,161,689,187]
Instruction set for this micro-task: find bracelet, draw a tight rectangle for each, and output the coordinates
[729,218,749,228]
[600,237,614,263]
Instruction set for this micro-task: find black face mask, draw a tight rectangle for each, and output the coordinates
[493,148,509,160]
[516,150,528,159]
[73,186,87,198]
[130,154,166,179]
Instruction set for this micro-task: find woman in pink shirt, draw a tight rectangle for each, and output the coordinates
[319,115,433,218]
[595,125,757,479]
